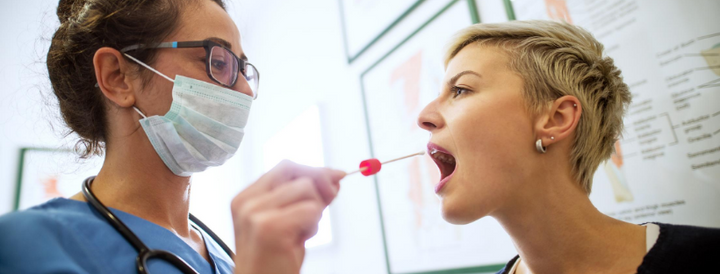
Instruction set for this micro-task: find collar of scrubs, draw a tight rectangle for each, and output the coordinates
[47,198,234,274]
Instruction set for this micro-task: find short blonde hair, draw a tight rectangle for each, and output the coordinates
[444,20,631,193]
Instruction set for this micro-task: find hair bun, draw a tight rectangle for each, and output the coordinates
[57,0,85,24]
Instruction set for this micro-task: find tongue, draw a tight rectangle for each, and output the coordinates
[436,153,456,178]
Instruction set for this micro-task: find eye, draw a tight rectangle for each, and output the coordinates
[211,59,228,71]
[451,86,469,98]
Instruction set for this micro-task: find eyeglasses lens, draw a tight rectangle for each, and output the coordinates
[243,64,259,98]
[209,46,259,98]
[209,46,238,87]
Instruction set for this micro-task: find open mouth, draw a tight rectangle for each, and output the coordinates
[428,143,457,192]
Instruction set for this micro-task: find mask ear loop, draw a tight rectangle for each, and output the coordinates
[122,53,175,83]
[123,53,172,121]
[133,107,148,119]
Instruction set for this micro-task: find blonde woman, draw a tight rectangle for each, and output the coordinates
[418,20,719,274]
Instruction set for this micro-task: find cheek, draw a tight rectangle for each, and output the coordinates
[139,76,175,116]
[451,101,532,178]
[441,98,533,220]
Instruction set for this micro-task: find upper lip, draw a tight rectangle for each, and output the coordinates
[427,143,452,157]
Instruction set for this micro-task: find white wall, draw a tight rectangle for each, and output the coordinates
[0,1,508,274]
[0,1,64,214]
[228,0,387,272]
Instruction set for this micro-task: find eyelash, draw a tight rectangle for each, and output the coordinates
[451,86,470,98]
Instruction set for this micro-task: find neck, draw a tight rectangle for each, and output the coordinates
[75,117,194,237]
[492,167,645,274]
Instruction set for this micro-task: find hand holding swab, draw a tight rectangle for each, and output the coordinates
[347,151,426,176]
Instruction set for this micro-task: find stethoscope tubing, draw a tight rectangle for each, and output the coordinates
[82,177,233,274]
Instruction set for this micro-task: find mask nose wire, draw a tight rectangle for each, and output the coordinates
[122,53,175,83]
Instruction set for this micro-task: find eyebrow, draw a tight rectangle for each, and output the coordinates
[207,37,248,61]
[446,70,481,88]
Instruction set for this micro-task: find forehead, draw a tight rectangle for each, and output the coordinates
[171,1,242,49]
[444,44,511,80]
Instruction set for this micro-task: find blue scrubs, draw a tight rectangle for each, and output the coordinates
[0,198,234,274]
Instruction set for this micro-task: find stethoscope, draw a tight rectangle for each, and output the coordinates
[82,177,235,274]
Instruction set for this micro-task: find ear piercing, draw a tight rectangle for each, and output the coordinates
[573,104,577,107]
[536,139,547,154]
[537,137,554,153]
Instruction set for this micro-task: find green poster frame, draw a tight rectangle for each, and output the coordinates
[338,0,426,64]
[503,0,517,21]
[358,0,506,273]
[13,147,72,211]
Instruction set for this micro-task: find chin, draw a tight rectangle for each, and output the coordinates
[440,198,484,225]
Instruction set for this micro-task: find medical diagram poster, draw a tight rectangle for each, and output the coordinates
[360,0,515,273]
[15,148,104,210]
[510,0,720,227]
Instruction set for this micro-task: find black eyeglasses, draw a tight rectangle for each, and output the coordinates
[121,39,259,99]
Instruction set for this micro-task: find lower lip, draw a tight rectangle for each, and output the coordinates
[435,166,456,194]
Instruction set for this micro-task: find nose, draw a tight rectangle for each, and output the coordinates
[417,100,444,132]
[234,75,254,98]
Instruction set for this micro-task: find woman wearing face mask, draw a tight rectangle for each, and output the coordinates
[418,20,720,274]
[0,0,344,273]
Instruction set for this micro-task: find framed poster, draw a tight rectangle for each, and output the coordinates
[506,0,720,228]
[14,148,104,211]
[339,0,425,63]
[359,0,515,273]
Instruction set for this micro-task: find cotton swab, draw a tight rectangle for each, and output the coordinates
[347,151,426,176]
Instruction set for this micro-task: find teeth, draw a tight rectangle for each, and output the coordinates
[431,151,455,164]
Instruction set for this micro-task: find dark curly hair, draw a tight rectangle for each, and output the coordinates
[47,0,226,158]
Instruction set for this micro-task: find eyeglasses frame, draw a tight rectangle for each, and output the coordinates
[121,39,259,98]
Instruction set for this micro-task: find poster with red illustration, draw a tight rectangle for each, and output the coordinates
[360,1,514,273]
[14,148,103,211]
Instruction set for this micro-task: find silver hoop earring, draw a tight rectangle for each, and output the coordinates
[536,139,547,154]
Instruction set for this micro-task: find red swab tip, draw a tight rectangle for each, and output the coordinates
[359,158,382,176]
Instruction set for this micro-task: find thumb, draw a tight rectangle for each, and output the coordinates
[326,169,345,195]
[329,169,347,181]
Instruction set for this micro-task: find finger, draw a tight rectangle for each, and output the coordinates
[232,160,302,208]
[298,168,337,205]
[233,161,343,209]
[262,163,340,205]
[326,168,346,195]
[328,169,347,181]
[277,201,324,243]
[238,160,298,196]
[244,177,323,214]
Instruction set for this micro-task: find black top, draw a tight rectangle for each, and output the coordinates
[495,223,720,274]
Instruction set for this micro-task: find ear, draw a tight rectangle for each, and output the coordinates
[93,47,137,108]
[534,95,581,147]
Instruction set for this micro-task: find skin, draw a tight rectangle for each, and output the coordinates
[69,1,345,273]
[417,44,646,274]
